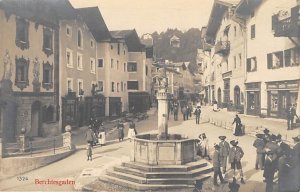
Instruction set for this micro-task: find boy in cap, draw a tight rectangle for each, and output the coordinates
[253,133,265,170]
[219,136,230,174]
[212,144,226,186]
[229,140,245,184]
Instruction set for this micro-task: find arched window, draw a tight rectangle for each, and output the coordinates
[77,29,82,48]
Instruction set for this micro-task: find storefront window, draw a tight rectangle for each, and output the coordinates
[270,94,278,111]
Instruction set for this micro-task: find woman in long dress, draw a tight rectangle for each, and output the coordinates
[128,121,136,141]
[98,123,106,146]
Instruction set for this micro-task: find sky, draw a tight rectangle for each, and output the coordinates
[70,0,214,36]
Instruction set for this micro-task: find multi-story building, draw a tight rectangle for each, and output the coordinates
[77,7,113,118]
[205,0,245,111]
[235,0,300,118]
[58,3,98,129]
[0,0,59,140]
[111,30,151,113]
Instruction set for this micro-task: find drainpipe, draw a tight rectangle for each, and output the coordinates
[243,23,248,115]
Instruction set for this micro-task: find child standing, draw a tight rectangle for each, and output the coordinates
[87,143,92,161]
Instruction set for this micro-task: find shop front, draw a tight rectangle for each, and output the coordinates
[245,82,261,116]
[128,92,151,113]
[109,97,122,117]
[266,80,299,119]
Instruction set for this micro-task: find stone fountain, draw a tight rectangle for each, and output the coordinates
[101,77,212,191]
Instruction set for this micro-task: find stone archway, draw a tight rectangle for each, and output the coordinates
[234,86,241,106]
[31,101,42,137]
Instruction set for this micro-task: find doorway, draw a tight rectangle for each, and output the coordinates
[31,101,42,137]
[234,86,241,106]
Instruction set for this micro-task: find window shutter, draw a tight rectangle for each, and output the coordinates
[271,14,278,30]
[247,58,251,72]
[267,53,272,69]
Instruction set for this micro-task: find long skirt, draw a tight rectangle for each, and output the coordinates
[98,132,106,145]
[128,128,136,140]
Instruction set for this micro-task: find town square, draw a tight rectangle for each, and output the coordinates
[0,0,299,191]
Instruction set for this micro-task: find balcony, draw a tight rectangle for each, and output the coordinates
[273,6,300,37]
[214,41,230,55]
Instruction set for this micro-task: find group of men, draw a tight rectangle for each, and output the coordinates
[212,136,245,187]
[253,128,300,192]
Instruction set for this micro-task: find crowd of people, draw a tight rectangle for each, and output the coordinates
[253,128,300,192]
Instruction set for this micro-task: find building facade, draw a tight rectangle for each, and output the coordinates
[236,0,300,118]
[0,0,59,141]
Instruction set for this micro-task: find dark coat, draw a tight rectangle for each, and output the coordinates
[117,123,124,138]
[219,140,230,157]
[85,129,95,142]
[290,143,300,191]
[194,108,201,117]
[253,138,265,153]
[278,155,293,191]
[229,146,244,163]
[278,141,291,157]
[212,149,222,168]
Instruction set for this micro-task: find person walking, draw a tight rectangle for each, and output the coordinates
[117,120,124,142]
[86,143,92,161]
[229,140,245,184]
[85,126,96,146]
[219,136,230,174]
[253,133,265,170]
[173,102,179,121]
[285,104,295,130]
[188,102,193,118]
[98,122,106,146]
[181,105,187,121]
[194,106,201,124]
[212,144,226,186]
[200,133,211,160]
[128,120,136,142]
[232,115,242,136]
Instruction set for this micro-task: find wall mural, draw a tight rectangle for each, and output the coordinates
[32,57,41,92]
[2,49,12,81]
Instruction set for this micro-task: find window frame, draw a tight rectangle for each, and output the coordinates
[15,56,29,90]
[66,48,73,68]
[97,81,104,92]
[90,58,96,74]
[77,28,83,49]
[67,78,74,92]
[42,61,53,90]
[127,61,138,72]
[98,58,104,68]
[77,79,84,96]
[77,52,83,70]
[127,81,139,90]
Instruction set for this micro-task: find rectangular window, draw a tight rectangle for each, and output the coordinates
[246,57,257,72]
[124,63,126,72]
[16,65,25,82]
[98,81,104,92]
[98,59,103,68]
[16,18,29,50]
[90,58,96,73]
[273,51,283,68]
[267,53,273,69]
[111,82,115,92]
[127,81,139,90]
[43,69,50,83]
[77,53,83,70]
[67,78,73,92]
[111,59,114,68]
[66,49,73,68]
[90,39,94,48]
[250,25,255,39]
[117,83,119,92]
[117,43,120,55]
[234,26,237,37]
[43,28,53,51]
[121,82,123,91]
[127,62,137,72]
[66,25,72,36]
[239,53,242,67]
[146,66,148,76]
[284,49,291,67]
[117,60,119,70]
[78,79,84,96]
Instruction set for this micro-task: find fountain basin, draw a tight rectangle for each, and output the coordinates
[131,134,196,165]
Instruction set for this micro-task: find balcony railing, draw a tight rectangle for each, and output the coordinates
[273,6,300,37]
[214,41,230,55]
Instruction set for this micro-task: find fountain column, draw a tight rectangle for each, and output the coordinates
[157,89,168,139]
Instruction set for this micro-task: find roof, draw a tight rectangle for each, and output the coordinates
[110,29,145,52]
[205,0,239,44]
[235,0,262,17]
[77,7,111,42]
[0,0,76,27]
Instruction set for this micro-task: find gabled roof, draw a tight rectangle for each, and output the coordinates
[110,29,145,52]
[0,0,76,27]
[205,0,240,44]
[77,7,111,42]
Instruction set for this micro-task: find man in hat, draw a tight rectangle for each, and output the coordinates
[290,136,300,191]
[173,102,179,121]
[263,128,270,143]
[219,136,230,174]
[263,134,279,185]
[212,144,226,186]
[194,106,201,124]
[253,133,265,170]
[229,140,245,184]
[276,134,290,158]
